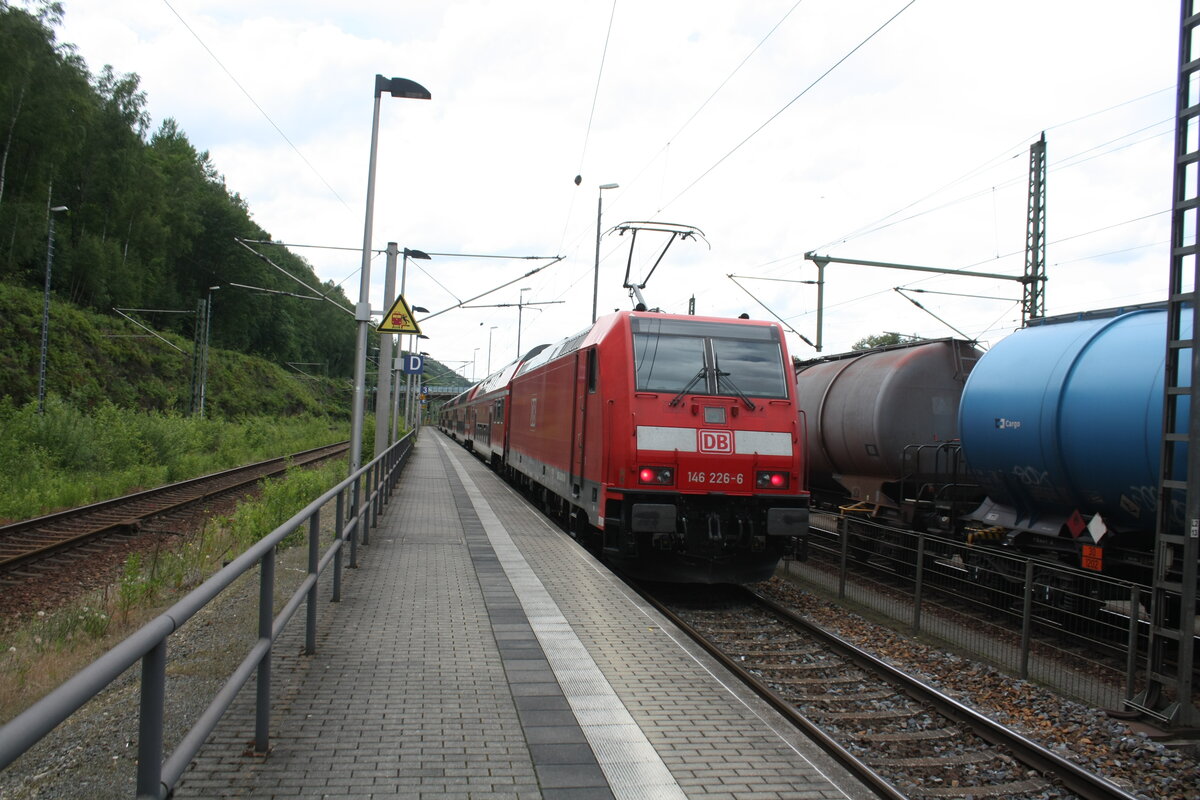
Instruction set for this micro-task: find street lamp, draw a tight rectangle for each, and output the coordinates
[593,183,619,324]
[517,287,531,358]
[487,325,498,373]
[374,243,399,458]
[37,205,68,414]
[350,75,430,474]
[402,309,430,434]
[396,247,431,437]
[401,248,431,296]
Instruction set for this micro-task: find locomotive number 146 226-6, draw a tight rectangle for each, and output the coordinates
[687,471,745,485]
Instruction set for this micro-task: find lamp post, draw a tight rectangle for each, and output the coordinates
[373,243,399,458]
[517,287,531,358]
[197,285,221,418]
[593,183,618,324]
[403,312,429,434]
[416,350,430,428]
[37,205,68,414]
[398,248,431,435]
[487,325,498,373]
[350,75,430,474]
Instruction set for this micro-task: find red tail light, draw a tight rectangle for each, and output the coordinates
[639,466,674,486]
[756,471,788,489]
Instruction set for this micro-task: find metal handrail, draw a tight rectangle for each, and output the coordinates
[0,432,415,798]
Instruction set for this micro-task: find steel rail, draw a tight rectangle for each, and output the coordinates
[746,586,1141,800]
[632,582,907,800]
[0,442,349,571]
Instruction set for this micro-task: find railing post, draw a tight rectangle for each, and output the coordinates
[384,448,393,503]
[374,460,383,518]
[254,547,275,754]
[1019,559,1035,679]
[136,639,167,799]
[912,532,927,635]
[333,488,345,601]
[350,475,361,566]
[361,469,372,546]
[306,512,320,655]
[1126,584,1142,702]
[837,516,848,600]
[389,442,400,495]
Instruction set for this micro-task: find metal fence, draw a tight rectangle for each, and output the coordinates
[0,432,414,799]
[782,511,1163,710]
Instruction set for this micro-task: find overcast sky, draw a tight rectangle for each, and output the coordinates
[55,1,1179,379]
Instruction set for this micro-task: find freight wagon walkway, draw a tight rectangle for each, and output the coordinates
[173,432,870,799]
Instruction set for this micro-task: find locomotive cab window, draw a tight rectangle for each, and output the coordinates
[631,317,789,400]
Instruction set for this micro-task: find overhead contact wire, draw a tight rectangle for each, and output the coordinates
[160,0,353,214]
[656,0,919,215]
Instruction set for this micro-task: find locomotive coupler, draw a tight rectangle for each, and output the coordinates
[707,512,722,542]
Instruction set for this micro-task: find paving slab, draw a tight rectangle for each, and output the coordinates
[172,433,874,799]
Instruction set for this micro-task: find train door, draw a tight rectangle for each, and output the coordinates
[482,399,492,449]
[570,348,599,508]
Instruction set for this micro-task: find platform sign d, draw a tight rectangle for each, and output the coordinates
[402,355,424,375]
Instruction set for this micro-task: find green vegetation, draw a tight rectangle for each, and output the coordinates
[103,458,348,622]
[1,458,348,719]
[0,396,347,521]
[0,5,466,715]
[1,2,357,382]
[0,282,353,416]
[851,331,925,350]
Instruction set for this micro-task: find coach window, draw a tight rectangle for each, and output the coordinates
[587,348,598,393]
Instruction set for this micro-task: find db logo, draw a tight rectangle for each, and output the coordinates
[698,430,733,454]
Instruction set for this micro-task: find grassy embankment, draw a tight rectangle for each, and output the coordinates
[0,283,385,720]
[0,402,359,721]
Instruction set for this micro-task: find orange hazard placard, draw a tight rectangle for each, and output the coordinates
[1081,544,1103,572]
[376,294,422,335]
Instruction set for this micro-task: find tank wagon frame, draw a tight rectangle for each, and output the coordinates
[796,306,1189,601]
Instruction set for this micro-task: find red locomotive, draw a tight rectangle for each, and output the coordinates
[439,310,810,583]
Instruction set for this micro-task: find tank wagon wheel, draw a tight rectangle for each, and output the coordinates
[964,551,1023,614]
[844,518,877,565]
[1032,568,1105,638]
[876,528,920,578]
[790,535,809,562]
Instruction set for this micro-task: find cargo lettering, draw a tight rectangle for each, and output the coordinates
[994,417,1021,430]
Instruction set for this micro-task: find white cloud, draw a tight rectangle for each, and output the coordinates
[56,0,1180,372]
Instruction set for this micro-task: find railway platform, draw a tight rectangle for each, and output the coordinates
[172,432,871,799]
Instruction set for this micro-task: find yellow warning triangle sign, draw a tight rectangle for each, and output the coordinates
[376,294,423,334]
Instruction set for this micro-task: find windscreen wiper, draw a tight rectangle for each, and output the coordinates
[715,370,756,411]
[669,367,709,407]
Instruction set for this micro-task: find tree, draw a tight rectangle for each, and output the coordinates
[851,332,924,351]
[0,4,361,379]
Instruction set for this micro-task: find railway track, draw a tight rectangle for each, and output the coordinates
[803,509,1200,698]
[645,583,1140,800]
[0,442,349,576]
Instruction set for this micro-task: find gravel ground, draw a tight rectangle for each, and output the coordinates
[0,492,317,800]
[0,551,275,800]
[758,575,1200,800]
